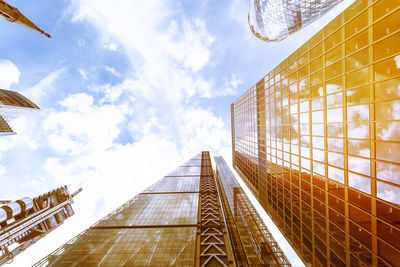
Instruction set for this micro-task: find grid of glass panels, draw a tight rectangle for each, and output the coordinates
[233,0,400,265]
[233,86,259,193]
[34,154,202,267]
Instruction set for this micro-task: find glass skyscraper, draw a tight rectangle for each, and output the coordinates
[0,88,40,136]
[233,0,400,265]
[34,152,290,266]
[248,0,344,41]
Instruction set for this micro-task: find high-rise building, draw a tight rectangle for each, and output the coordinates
[248,0,344,41]
[0,89,40,136]
[0,186,82,265]
[233,0,400,265]
[34,152,290,266]
[0,0,51,38]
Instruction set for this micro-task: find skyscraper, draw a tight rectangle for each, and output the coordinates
[0,89,40,136]
[0,1,51,38]
[248,0,343,41]
[0,186,81,265]
[34,152,290,266]
[233,0,400,265]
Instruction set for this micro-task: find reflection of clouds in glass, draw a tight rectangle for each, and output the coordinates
[348,123,369,139]
[394,55,400,69]
[377,181,400,205]
[328,166,344,183]
[376,122,400,141]
[313,161,325,176]
[348,172,370,194]
[347,105,369,121]
[348,156,370,176]
[327,108,342,123]
[326,84,341,94]
[377,161,400,186]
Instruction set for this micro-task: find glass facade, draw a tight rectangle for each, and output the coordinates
[214,156,290,266]
[233,0,400,265]
[0,88,40,136]
[248,0,343,41]
[36,152,287,266]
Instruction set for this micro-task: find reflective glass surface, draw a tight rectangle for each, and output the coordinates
[233,0,400,265]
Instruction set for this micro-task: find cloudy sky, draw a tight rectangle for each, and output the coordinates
[0,0,354,265]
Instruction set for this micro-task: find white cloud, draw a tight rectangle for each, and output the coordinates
[23,68,65,103]
[78,69,88,80]
[104,66,121,77]
[0,60,20,88]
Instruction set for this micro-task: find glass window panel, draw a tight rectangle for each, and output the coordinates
[347,85,370,105]
[314,161,326,176]
[348,122,369,139]
[328,137,344,152]
[326,29,342,51]
[298,66,309,79]
[376,100,400,121]
[326,46,343,65]
[298,53,309,68]
[349,172,371,194]
[345,0,368,22]
[300,113,309,123]
[311,71,323,86]
[301,146,311,158]
[311,84,324,98]
[328,152,345,169]
[374,32,400,61]
[299,77,309,91]
[346,48,370,72]
[327,92,343,108]
[373,0,400,21]
[300,89,310,101]
[346,29,369,55]
[301,135,311,146]
[373,10,400,41]
[325,16,342,37]
[376,122,400,141]
[311,56,323,73]
[347,104,369,121]
[326,77,343,94]
[327,123,343,137]
[313,148,325,162]
[375,79,400,102]
[348,155,370,176]
[310,43,323,61]
[326,61,343,80]
[376,161,400,186]
[312,123,324,136]
[313,137,325,150]
[345,11,369,38]
[377,181,400,205]
[300,101,309,113]
[312,97,323,111]
[312,111,324,123]
[348,139,370,157]
[327,108,343,123]
[376,142,400,164]
[346,67,369,88]
[375,55,400,81]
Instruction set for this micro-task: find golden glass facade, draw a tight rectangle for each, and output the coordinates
[34,152,289,266]
[232,0,400,265]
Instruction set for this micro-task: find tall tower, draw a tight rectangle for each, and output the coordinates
[0,0,51,38]
[34,152,290,266]
[0,89,40,136]
[0,186,82,265]
[248,0,344,41]
[233,0,400,265]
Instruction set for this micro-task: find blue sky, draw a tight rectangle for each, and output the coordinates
[0,0,354,265]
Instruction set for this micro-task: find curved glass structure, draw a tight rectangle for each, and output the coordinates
[248,0,344,41]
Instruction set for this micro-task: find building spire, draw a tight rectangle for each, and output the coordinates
[0,0,51,38]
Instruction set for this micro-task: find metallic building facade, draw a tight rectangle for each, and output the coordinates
[248,0,343,41]
[0,186,81,265]
[233,0,400,265]
[214,156,290,266]
[34,152,289,266]
[0,89,40,136]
